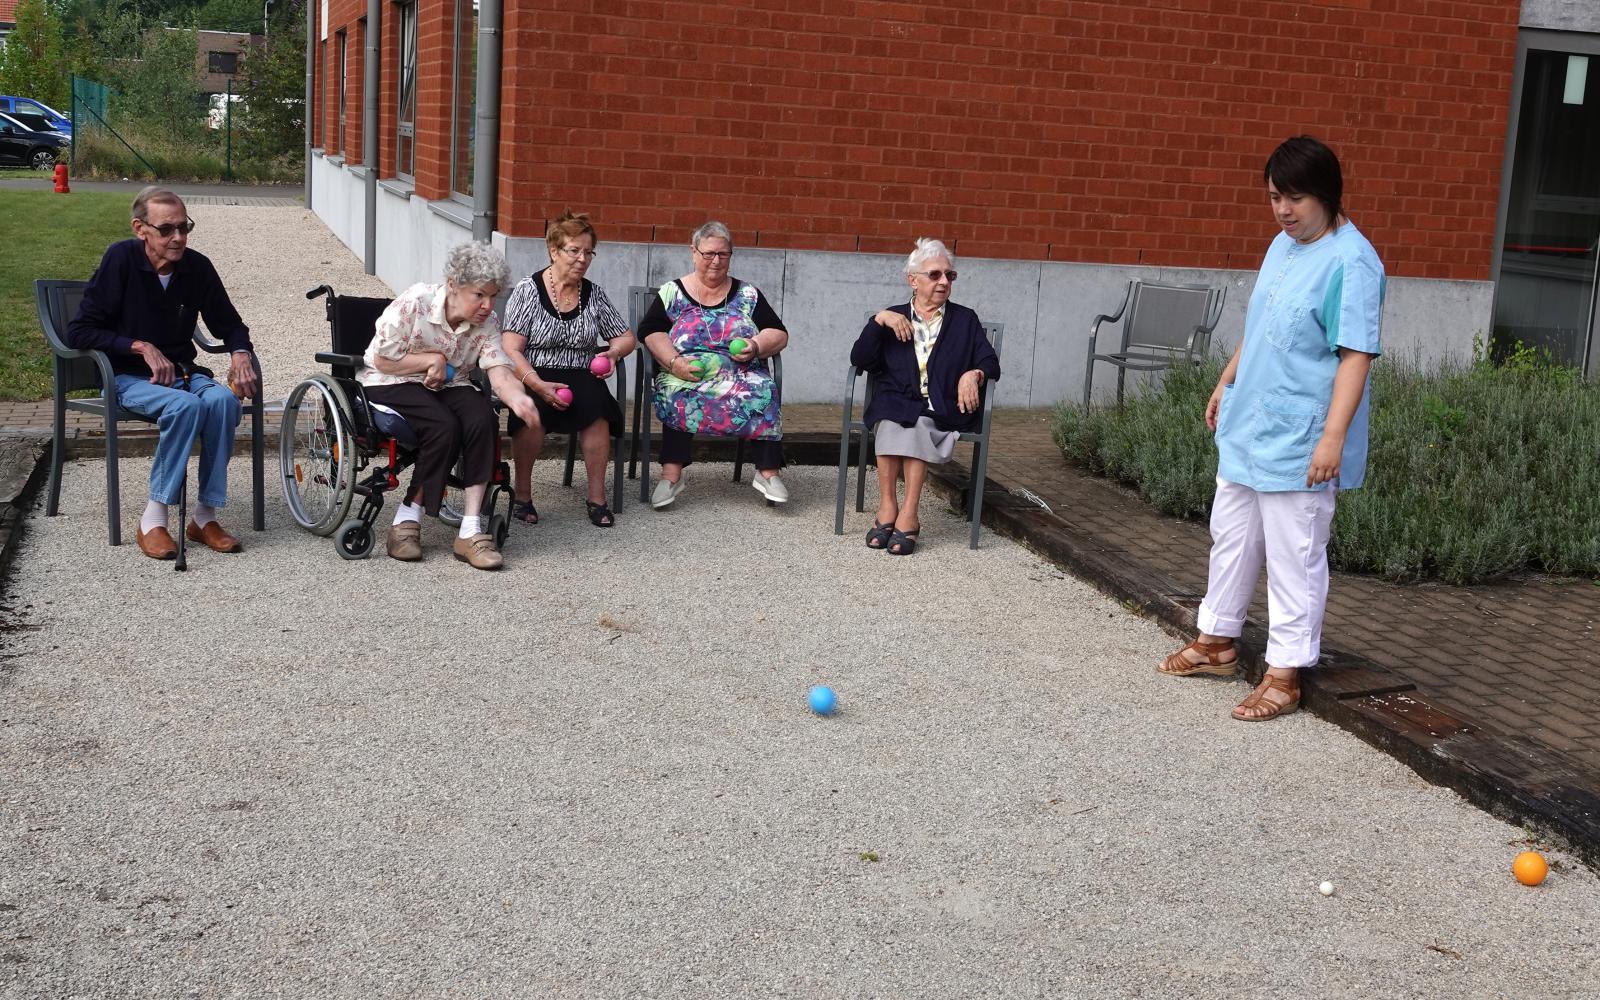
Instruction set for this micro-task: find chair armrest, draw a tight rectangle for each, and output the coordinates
[315,351,365,369]
[1088,280,1134,352]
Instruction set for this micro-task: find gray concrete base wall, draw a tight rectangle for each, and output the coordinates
[314,182,1495,408]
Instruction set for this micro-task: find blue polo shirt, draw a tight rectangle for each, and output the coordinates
[1216,222,1385,492]
[66,239,252,378]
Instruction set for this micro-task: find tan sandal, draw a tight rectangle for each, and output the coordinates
[1232,673,1300,722]
[1158,637,1238,677]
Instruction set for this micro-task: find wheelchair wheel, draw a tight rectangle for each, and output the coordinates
[334,517,374,559]
[438,486,464,528]
[281,374,356,536]
[488,513,508,550]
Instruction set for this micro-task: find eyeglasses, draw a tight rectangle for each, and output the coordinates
[696,249,732,262]
[139,219,196,238]
[917,269,957,282]
[558,247,597,260]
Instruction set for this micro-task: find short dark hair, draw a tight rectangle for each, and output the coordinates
[1264,136,1343,229]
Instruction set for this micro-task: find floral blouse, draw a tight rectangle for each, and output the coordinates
[359,282,514,388]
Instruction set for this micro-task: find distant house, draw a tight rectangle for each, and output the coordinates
[0,0,18,49]
[193,29,257,98]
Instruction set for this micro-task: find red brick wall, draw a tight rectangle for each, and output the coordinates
[495,0,1519,280]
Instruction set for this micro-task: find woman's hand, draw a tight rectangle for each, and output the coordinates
[875,310,913,342]
[1306,434,1344,487]
[1204,382,1230,431]
[731,336,758,363]
[538,379,571,409]
[957,370,984,414]
[422,353,449,390]
[666,356,705,382]
[507,391,538,428]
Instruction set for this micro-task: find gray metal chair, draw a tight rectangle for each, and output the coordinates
[1083,279,1225,410]
[626,284,784,504]
[833,320,1003,550]
[35,278,266,546]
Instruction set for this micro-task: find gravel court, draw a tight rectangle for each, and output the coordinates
[2,455,1597,999]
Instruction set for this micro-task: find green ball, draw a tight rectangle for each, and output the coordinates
[728,337,750,357]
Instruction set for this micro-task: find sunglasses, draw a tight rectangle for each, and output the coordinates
[140,219,196,238]
[917,269,957,282]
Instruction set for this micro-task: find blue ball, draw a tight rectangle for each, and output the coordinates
[808,685,838,716]
[444,364,456,381]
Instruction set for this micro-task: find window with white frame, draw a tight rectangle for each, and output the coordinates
[396,0,416,179]
[449,0,477,198]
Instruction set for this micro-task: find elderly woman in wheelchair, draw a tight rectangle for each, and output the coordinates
[849,238,1000,555]
[280,243,537,568]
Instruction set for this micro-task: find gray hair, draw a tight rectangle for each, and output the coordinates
[131,185,184,221]
[444,242,510,290]
[690,220,734,251]
[904,237,954,276]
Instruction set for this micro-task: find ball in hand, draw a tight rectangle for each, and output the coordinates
[590,355,613,378]
[808,685,838,716]
[728,337,750,358]
[554,386,574,406]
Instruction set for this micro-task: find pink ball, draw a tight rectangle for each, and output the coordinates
[554,386,574,406]
[589,354,613,377]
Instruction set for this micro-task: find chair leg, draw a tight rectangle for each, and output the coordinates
[628,365,644,480]
[833,424,852,538]
[105,420,121,547]
[639,392,653,504]
[733,439,745,483]
[968,439,989,550]
[855,428,871,513]
[1083,354,1095,413]
[1116,368,1127,408]
[251,399,264,531]
[611,434,624,514]
[47,397,65,517]
[563,435,577,487]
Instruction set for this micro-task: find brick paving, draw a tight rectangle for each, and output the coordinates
[6,396,1600,850]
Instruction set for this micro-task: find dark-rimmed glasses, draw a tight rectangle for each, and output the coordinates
[139,219,196,238]
[696,248,732,262]
[917,269,957,282]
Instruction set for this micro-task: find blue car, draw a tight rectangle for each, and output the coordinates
[0,96,71,136]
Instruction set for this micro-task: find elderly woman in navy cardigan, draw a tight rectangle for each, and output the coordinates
[849,238,1000,554]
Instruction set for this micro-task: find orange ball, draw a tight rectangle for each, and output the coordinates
[1512,851,1549,886]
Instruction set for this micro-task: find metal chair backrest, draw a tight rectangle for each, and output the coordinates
[629,284,657,332]
[1123,281,1223,356]
[35,280,97,393]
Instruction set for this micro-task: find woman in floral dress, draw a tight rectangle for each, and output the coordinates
[637,221,789,508]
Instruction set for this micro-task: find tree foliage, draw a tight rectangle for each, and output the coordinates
[0,0,70,108]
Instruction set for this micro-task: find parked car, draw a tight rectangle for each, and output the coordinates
[0,112,67,170]
[5,110,69,142]
[0,96,71,136]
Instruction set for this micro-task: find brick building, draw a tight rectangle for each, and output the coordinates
[307,1,1600,403]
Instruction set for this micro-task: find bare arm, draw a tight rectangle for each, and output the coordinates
[644,331,703,382]
[1306,348,1376,486]
[485,364,538,426]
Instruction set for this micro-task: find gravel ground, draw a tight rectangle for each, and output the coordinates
[1,455,1598,1000]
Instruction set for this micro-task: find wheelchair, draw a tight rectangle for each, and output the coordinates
[279,285,513,559]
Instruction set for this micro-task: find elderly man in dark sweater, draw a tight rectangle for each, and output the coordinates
[67,186,259,560]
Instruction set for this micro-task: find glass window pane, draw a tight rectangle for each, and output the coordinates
[451,0,477,197]
[397,0,416,178]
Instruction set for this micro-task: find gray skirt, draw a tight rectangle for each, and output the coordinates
[874,416,959,464]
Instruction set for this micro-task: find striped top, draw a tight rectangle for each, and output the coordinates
[502,268,629,370]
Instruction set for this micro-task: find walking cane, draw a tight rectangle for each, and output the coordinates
[174,364,191,572]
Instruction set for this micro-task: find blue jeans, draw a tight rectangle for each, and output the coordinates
[114,372,241,508]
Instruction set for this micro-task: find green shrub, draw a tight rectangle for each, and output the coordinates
[70,128,300,184]
[1053,352,1600,585]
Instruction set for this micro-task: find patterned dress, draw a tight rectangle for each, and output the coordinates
[646,279,783,440]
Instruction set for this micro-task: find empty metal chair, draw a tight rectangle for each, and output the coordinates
[1083,279,1225,410]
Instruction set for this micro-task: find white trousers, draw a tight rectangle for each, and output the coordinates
[1196,477,1337,669]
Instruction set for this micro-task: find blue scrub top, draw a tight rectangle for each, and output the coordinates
[1216,222,1385,492]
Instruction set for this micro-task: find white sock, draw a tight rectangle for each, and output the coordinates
[392,501,424,526]
[192,502,218,528]
[458,515,482,538]
[140,500,169,534]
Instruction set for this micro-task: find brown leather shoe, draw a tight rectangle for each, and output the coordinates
[136,524,177,560]
[452,532,503,570]
[186,520,242,553]
[386,521,423,561]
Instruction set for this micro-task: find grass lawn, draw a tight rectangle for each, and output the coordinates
[0,189,130,401]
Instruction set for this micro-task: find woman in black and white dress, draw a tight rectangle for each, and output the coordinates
[501,212,636,526]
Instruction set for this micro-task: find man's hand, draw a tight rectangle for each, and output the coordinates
[133,341,175,386]
[227,351,258,400]
[875,310,913,342]
[957,370,983,413]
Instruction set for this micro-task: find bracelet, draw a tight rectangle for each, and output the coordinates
[520,371,535,387]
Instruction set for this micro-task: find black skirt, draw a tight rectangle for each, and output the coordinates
[507,366,624,438]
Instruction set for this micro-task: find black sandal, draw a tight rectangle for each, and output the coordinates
[865,520,893,549]
[509,499,539,524]
[585,500,615,527]
[886,527,920,556]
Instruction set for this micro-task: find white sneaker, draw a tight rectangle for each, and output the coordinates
[752,473,789,503]
[651,477,685,509]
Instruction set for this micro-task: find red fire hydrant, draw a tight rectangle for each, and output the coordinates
[53,163,70,193]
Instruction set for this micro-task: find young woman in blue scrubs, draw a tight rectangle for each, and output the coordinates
[1158,136,1385,722]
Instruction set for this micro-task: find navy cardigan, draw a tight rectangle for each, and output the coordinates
[849,302,1000,434]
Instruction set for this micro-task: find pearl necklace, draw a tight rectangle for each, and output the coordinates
[546,268,580,313]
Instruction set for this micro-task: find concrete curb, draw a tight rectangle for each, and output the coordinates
[0,440,49,586]
[922,463,1600,867]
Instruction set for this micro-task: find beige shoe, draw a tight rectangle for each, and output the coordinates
[452,531,503,570]
[386,521,423,561]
